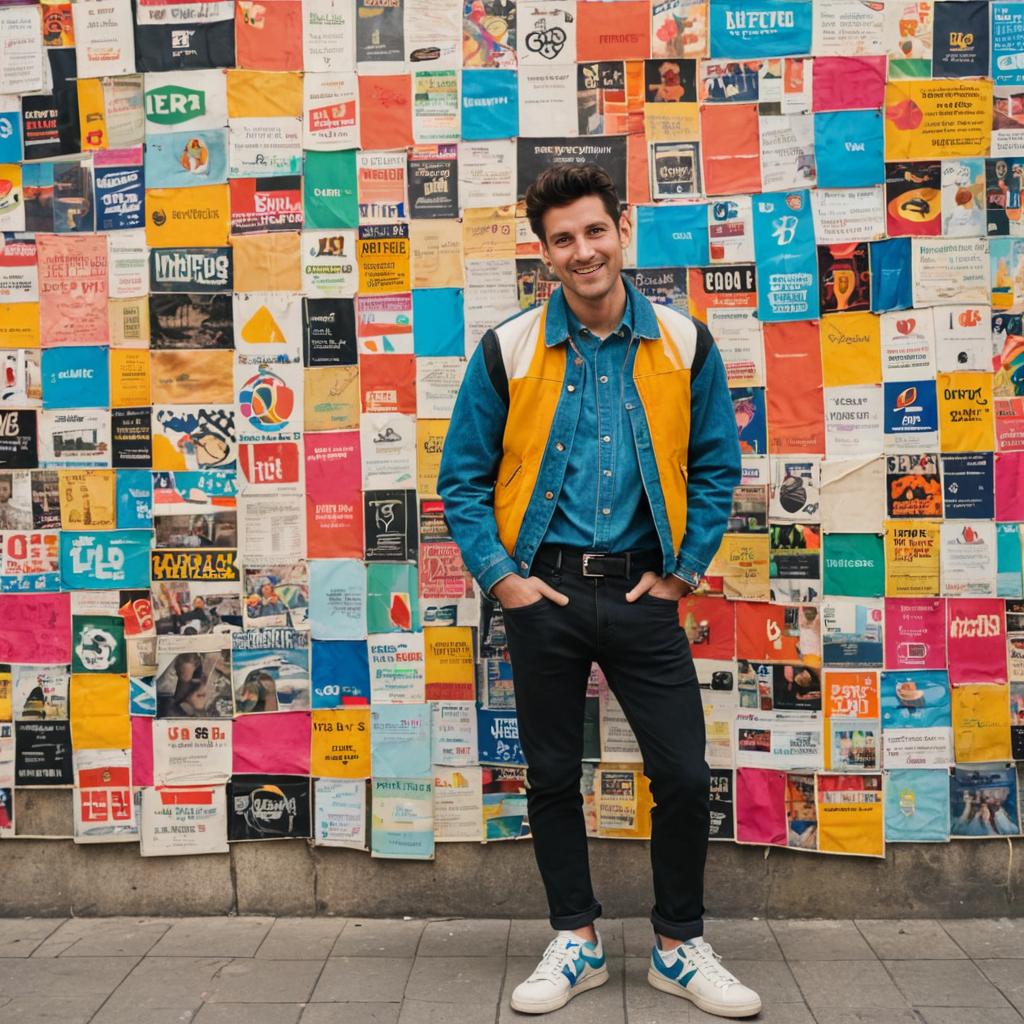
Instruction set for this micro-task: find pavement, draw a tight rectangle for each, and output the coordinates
[0,916,1023,1024]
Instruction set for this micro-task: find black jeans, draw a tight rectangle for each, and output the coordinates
[501,546,710,942]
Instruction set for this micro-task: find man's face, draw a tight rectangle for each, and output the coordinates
[540,195,630,304]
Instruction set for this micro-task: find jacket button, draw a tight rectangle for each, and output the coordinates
[625,402,633,410]
[520,561,528,570]
[567,384,576,392]
[555,442,565,452]
[544,491,554,499]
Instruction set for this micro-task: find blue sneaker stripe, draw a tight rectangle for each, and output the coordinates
[679,968,698,988]
[652,951,686,980]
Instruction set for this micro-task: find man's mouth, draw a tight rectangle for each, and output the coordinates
[572,263,603,277]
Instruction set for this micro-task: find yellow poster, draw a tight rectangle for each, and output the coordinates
[462,206,517,261]
[305,365,360,431]
[310,707,371,778]
[884,520,941,597]
[0,665,12,720]
[416,418,446,498]
[884,79,992,160]
[69,674,131,750]
[110,349,151,408]
[410,220,465,288]
[232,231,301,292]
[820,313,881,387]
[0,303,40,348]
[424,626,475,700]
[952,685,1012,763]
[815,773,885,858]
[227,70,303,118]
[150,350,234,403]
[108,297,150,348]
[707,533,770,601]
[77,77,108,151]
[59,470,117,529]
[145,185,231,248]
[595,766,654,839]
[644,102,699,143]
[937,371,994,452]
[357,226,411,294]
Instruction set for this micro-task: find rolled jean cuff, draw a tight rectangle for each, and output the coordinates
[550,900,603,932]
[650,908,704,942]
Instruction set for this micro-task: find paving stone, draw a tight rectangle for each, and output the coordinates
[149,917,274,958]
[854,920,966,960]
[256,918,347,960]
[976,959,1024,1013]
[195,1005,304,1024]
[940,919,1024,959]
[769,920,877,960]
[330,919,426,958]
[417,918,510,957]
[713,959,802,1004]
[499,955,624,1024]
[0,918,65,958]
[788,960,910,1011]
[404,955,506,1005]
[204,959,324,1003]
[916,1009,1024,1024]
[311,956,412,1002]
[301,1004,401,1024]
[398,1000,499,1024]
[507,917,624,957]
[702,918,784,961]
[0,955,138,1023]
[91,957,232,1023]
[32,918,171,958]
[885,958,1013,1008]
[689,1004,815,1024]
[623,917,659,957]
[811,1011,923,1024]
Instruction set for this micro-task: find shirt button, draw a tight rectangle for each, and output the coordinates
[602,434,611,443]
[604,469,612,477]
[544,490,554,500]
[555,442,565,452]
[601,508,611,515]
[625,402,633,410]
[574,358,583,366]
[599,375,608,383]
[520,561,528,570]
[567,384,576,392]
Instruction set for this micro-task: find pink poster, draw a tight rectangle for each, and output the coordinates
[36,233,109,346]
[132,716,154,788]
[946,598,1008,686]
[233,711,311,774]
[995,453,1024,523]
[0,593,71,662]
[735,767,787,846]
[884,598,946,669]
[303,431,363,558]
[812,57,887,112]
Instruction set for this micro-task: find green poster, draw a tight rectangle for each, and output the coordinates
[303,149,359,229]
[71,614,127,675]
[367,563,420,633]
[823,533,885,597]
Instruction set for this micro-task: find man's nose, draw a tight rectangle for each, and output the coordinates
[574,235,596,261]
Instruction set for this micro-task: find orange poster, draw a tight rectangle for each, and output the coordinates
[36,234,109,347]
[360,354,416,414]
[358,75,413,151]
[764,320,826,454]
[577,0,651,60]
[235,0,304,71]
[701,104,761,196]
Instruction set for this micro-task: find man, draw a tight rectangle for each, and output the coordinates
[437,164,758,1019]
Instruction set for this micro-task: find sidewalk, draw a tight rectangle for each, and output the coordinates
[0,916,1022,1024]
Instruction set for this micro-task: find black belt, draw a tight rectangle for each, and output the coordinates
[534,545,662,577]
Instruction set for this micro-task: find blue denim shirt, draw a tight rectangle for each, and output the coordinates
[437,276,741,595]
[543,286,661,553]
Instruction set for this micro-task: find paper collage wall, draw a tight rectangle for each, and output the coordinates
[0,0,1022,860]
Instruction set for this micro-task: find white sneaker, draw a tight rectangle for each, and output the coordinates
[510,930,609,1014]
[648,937,762,1018]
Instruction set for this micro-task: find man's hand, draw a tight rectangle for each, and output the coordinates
[492,574,569,609]
[625,570,693,603]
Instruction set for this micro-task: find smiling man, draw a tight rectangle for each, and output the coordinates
[437,164,757,1019]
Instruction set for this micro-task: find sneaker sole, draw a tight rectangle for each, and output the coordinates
[647,966,762,1019]
[510,966,609,1014]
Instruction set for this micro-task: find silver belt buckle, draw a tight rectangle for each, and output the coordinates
[581,552,604,577]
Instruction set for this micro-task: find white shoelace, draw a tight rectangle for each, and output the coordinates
[530,934,584,983]
[682,939,742,989]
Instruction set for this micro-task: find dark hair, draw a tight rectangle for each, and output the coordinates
[524,163,621,241]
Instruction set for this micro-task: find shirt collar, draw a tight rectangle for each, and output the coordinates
[543,274,662,347]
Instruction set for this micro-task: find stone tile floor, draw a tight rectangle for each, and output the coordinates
[0,915,1022,1023]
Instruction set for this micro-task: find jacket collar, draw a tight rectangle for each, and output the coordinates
[543,274,662,347]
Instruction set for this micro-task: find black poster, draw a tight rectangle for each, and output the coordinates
[0,410,38,469]
[941,452,994,519]
[933,1,990,79]
[149,293,234,349]
[149,247,233,293]
[31,469,61,529]
[708,769,734,841]
[303,298,358,366]
[227,774,311,840]
[111,408,153,468]
[407,146,459,219]
[15,721,73,786]
[355,0,405,63]
[133,10,236,72]
[21,48,80,160]
[364,489,418,562]
[517,136,628,200]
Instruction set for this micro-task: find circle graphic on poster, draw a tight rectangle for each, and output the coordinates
[238,368,294,433]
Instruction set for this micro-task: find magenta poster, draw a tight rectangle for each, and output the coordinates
[995,453,1024,523]
[884,598,947,670]
[946,598,1008,686]
[232,711,312,774]
[735,767,787,847]
[131,716,154,788]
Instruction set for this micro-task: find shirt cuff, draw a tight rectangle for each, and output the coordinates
[672,551,705,590]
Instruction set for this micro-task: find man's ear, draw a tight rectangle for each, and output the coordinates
[618,208,632,247]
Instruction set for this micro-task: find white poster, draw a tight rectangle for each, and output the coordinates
[517,1,577,64]
[518,66,578,138]
[360,413,417,489]
[812,188,885,245]
[734,711,824,770]
[152,718,233,786]
[912,239,990,307]
[416,358,465,419]
[825,386,885,459]
[303,73,359,150]
[239,495,307,562]
[140,785,230,856]
[813,0,886,55]
[303,0,357,72]
[405,0,462,67]
[229,117,303,177]
[459,140,517,208]
[881,309,937,382]
[0,7,44,95]
[433,765,484,842]
[758,113,816,193]
[941,521,998,598]
[74,0,136,78]
[313,778,367,848]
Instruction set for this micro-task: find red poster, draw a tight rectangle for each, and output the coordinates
[360,353,416,414]
[764,320,826,455]
[680,593,736,660]
[36,233,109,346]
[701,103,761,196]
[735,602,803,663]
[577,0,651,60]
[304,430,364,557]
[235,0,304,70]
[812,57,887,112]
[947,598,1008,686]
[358,74,413,151]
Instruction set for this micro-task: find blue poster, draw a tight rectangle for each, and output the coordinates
[997,523,1023,597]
[751,190,819,321]
[311,639,370,707]
[477,708,526,766]
[41,347,110,409]
[412,289,464,356]
[144,128,229,189]
[884,769,951,842]
[941,453,994,519]
[813,110,884,189]
[60,530,152,589]
[709,0,812,58]
[95,165,145,232]
[869,237,912,312]
[0,108,22,163]
[993,3,1024,85]
[731,386,767,454]
[461,69,518,140]
[116,470,153,529]
[880,670,952,730]
[950,764,1021,837]
[883,380,938,445]
[309,559,367,640]
[370,703,432,777]
[635,204,710,268]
